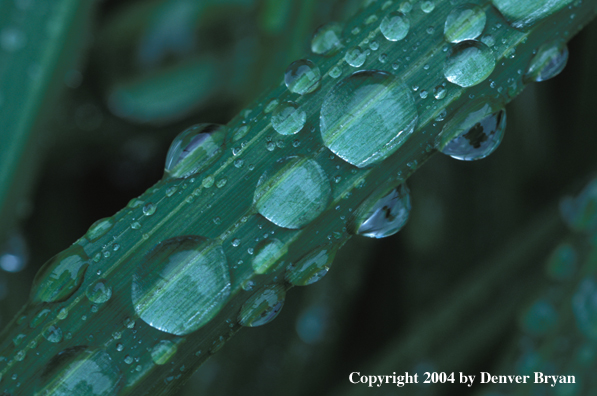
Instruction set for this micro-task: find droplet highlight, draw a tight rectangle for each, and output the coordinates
[286,246,337,286]
[252,239,287,274]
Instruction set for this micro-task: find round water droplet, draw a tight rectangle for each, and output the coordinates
[492,0,574,29]
[311,22,343,56]
[444,4,486,43]
[380,12,410,41]
[434,85,447,99]
[30,308,51,328]
[572,277,597,340]
[284,59,321,95]
[142,203,156,216]
[86,279,112,304]
[164,124,226,179]
[151,340,178,365]
[444,41,495,87]
[437,102,506,161]
[520,299,558,336]
[238,284,285,327]
[420,1,435,13]
[254,157,331,229]
[286,246,337,286]
[85,218,113,242]
[354,184,411,238]
[42,325,63,343]
[320,70,418,168]
[525,41,568,82]
[252,239,287,275]
[132,236,230,335]
[270,101,305,136]
[31,245,89,303]
[345,47,367,67]
[546,242,577,281]
[37,347,122,395]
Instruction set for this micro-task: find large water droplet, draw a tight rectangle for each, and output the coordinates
[380,12,410,41]
[85,218,114,242]
[525,41,568,82]
[31,245,89,303]
[572,278,597,340]
[252,239,287,274]
[354,184,411,238]
[286,246,337,286]
[444,41,495,87]
[164,124,226,179]
[492,0,575,29]
[271,101,306,135]
[37,347,122,395]
[320,70,418,168]
[444,4,486,43]
[254,157,331,229]
[284,59,321,95]
[132,236,230,335]
[86,279,112,304]
[437,102,506,161]
[238,284,285,327]
[311,22,343,56]
[151,340,178,365]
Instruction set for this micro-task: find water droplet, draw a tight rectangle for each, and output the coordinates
[271,101,306,136]
[124,355,134,365]
[151,340,178,365]
[311,22,343,56]
[444,4,486,43]
[37,347,122,396]
[13,333,26,346]
[164,124,226,179]
[354,184,411,238]
[30,308,51,328]
[520,299,558,336]
[232,125,250,142]
[437,102,506,161]
[31,245,89,303]
[265,99,279,113]
[420,1,435,13]
[57,308,68,320]
[42,325,63,343]
[380,12,410,41]
[132,236,230,335]
[238,284,286,327]
[492,0,574,29]
[86,279,112,304]
[433,85,447,99]
[444,41,495,87]
[284,59,321,95]
[85,218,114,242]
[572,277,597,340]
[130,221,141,230]
[525,41,568,82]
[252,239,287,274]
[142,203,156,216]
[286,246,337,286]
[345,47,367,67]
[124,317,135,329]
[320,70,418,168]
[546,243,577,281]
[329,66,342,78]
[254,157,331,229]
[115,343,124,352]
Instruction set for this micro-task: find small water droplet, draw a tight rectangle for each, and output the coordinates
[238,284,286,327]
[130,221,142,230]
[311,23,343,56]
[216,178,227,188]
[355,184,411,238]
[42,325,63,343]
[151,340,178,365]
[444,4,486,43]
[345,47,367,67]
[252,239,287,274]
[420,1,435,13]
[271,101,306,135]
[286,246,337,286]
[329,66,343,78]
[164,124,226,179]
[284,59,321,95]
[85,218,114,242]
[380,12,410,41]
[142,203,156,216]
[525,41,568,82]
[86,279,112,304]
[444,41,495,87]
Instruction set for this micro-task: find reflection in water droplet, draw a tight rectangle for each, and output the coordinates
[254,157,331,229]
[86,279,112,304]
[444,41,495,87]
[238,284,286,327]
[31,245,89,303]
[284,59,321,95]
[164,124,226,179]
[525,41,568,82]
[444,4,486,43]
[271,102,306,135]
[132,236,230,335]
[85,218,114,242]
[37,347,122,396]
[311,23,343,56]
[380,12,410,41]
[320,70,418,168]
[492,0,574,29]
[252,239,287,274]
[43,325,63,343]
[355,184,411,238]
[151,340,178,365]
[286,246,337,286]
[437,103,506,161]
[345,47,367,67]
